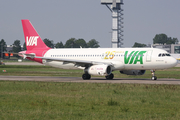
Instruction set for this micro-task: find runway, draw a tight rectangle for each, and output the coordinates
[4,62,180,67]
[2,62,180,84]
[0,76,180,85]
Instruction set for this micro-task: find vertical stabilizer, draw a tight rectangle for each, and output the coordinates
[21,20,50,51]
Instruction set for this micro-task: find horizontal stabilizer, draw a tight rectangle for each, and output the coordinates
[18,52,36,59]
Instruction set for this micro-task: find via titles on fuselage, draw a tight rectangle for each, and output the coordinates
[102,51,147,64]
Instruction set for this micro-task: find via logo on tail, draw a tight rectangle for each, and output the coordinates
[124,51,146,64]
[26,36,39,46]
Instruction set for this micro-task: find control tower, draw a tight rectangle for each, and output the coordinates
[101,0,124,48]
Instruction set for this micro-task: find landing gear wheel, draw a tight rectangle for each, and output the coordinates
[82,74,91,80]
[151,76,157,80]
[151,70,157,80]
[105,73,114,80]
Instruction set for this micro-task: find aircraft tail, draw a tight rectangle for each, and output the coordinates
[21,19,50,51]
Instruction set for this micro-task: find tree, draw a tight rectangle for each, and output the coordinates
[0,39,7,52]
[64,38,100,48]
[23,42,26,50]
[172,38,178,44]
[75,39,87,48]
[153,34,168,45]
[87,39,100,48]
[166,37,178,44]
[153,34,179,45]
[64,38,76,48]
[43,38,54,48]
[133,42,147,47]
[0,39,7,59]
[55,42,64,48]
[12,40,21,58]
[12,40,21,53]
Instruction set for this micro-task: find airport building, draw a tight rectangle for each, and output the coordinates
[152,44,180,61]
[6,45,13,52]
[152,44,180,54]
[6,45,24,52]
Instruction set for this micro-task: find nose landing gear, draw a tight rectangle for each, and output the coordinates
[151,70,157,80]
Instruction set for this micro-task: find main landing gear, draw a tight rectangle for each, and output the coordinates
[151,70,157,80]
[82,73,114,80]
[105,73,114,80]
[82,74,91,80]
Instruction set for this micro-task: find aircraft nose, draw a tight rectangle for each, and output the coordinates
[170,57,178,67]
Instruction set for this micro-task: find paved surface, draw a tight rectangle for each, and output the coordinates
[0,76,180,85]
[2,62,180,85]
[4,62,180,67]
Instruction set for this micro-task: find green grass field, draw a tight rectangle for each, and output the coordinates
[2,57,33,62]
[0,82,180,119]
[0,65,180,79]
[0,65,180,119]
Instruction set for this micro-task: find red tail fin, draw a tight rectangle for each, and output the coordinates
[21,19,50,51]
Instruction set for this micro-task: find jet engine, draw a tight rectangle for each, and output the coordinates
[120,70,146,75]
[86,65,112,76]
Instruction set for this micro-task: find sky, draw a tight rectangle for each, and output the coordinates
[0,0,180,48]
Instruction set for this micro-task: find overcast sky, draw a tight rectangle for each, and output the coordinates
[0,0,180,48]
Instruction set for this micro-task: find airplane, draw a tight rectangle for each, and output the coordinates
[19,19,178,80]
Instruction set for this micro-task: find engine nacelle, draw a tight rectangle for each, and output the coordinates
[86,65,112,76]
[120,70,146,75]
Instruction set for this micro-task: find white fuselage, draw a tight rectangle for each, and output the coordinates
[42,48,177,70]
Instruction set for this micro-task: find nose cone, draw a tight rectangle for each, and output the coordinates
[170,57,178,67]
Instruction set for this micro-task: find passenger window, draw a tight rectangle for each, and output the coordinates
[158,54,161,57]
[162,54,165,57]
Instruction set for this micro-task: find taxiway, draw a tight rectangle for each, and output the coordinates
[0,76,180,85]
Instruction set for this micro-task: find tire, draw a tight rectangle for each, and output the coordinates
[152,76,157,80]
[105,73,114,80]
[82,74,91,80]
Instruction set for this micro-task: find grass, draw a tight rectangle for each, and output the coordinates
[0,65,180,119]
[2,57,33,62]
[0,65,83,77]
[0,82,180,119]
[0,65,180,79]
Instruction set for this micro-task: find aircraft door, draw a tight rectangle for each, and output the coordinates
[146,50,152,62]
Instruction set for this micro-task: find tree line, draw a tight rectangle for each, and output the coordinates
[0,33,179,54]
[0,38,100,54]
[133,33,179,47]
[43,38,100,48]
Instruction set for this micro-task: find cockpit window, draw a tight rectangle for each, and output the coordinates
[166,54,171,56]
[158,53,171,57]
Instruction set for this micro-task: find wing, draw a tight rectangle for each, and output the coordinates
[19,53,123,69]
[35,56,114,67]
